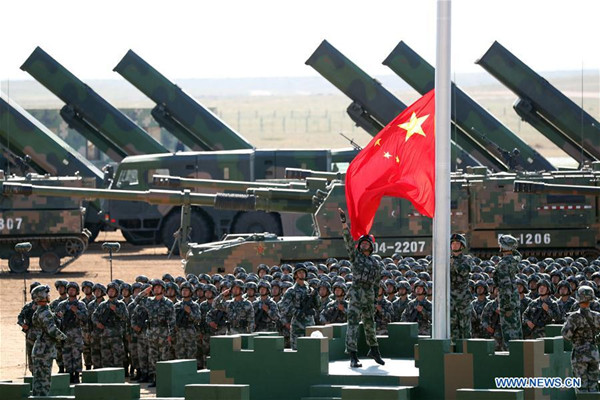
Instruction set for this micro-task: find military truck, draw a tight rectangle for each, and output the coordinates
[0,173,92,273]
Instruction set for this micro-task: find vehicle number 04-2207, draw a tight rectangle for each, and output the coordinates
[373,241,426,254]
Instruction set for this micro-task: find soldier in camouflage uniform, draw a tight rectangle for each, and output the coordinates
[481,287,503,350]
[55,282,87,383]
[253,281,280,332]
[87,283,106,369]
[375,282,394,335]
[450,233,474,341]
[562,286,600,393]
[144,279,175,387]
[31,285,67,396]
[401,280,432,336]
[17,281,41,374]
[199,284,220,369]
[522,279,560,339]
[165,281,179,360]
[92,282,128,368]
[130,283,151,382]
[128,282,142,380]
[279,263,320,350]
[339,208,385,368]
[80,281,95,370]
[319,282,348,324]
[50,279,68,373]
[493,235,523,348]
[316,281,332,320]
[213,279,255,334]
[120,283,133,377]
[556,280,576,324]
[392,281,411,322]
[174,282,202,360]
[471,281,490,339]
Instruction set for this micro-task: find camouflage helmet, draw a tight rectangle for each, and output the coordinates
[515,278,529,292]
[281,274,294,283]
[93,283,107,296]
[81,280,94,290]
[557,280,572,295]
[166,281,180,295]
[450,233,467,248]
[281,264,293,273]
[332,281,347,293]
[29,281,41,293]
[498,234,518,251]
[54,279,68,289]
[357,234,375,251]
[577,285,595,304]
[132,282,143,292]
[537,279,551,292]
[180,281,193,294]
[576,257,589,267]
[293,263,308,278]
[31,285,50,302]
[317,263,329,273]
[339,260,352,268]
[204,284,219,296]
[413,280,427,291]
[120,283,132,294]
[232,279,246,290]
[257,264,270,274]
[175,276,186,285]
[106,282,120,295]
[318,281,331,292]
[198,273,212,283]
[325,257,338,266]
[474,280,489,294]
[245,281,258,292]
[339,266,352,275]
[162,273,174,282]
[151,278,166,289]
[135,275,149,283]
[66,281,80,295]
[234,266,247,275]
[257,280,271,292]
[384,279,397,290]
[397,280,412,294]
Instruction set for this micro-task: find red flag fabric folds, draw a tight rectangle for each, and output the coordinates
[345,89,435,239]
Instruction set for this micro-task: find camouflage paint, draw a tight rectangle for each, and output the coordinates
[20,47,168,156]
[114,49,254,151]
[476,41,600,163]
[382,41,556,172]
[305,39,484,170]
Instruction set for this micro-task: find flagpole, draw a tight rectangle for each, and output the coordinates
[433,0,451,339]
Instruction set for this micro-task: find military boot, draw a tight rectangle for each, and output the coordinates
[59,366,65,374]
[367,346,385,365]
[148,374,156,387]
[138,372,150,383]
[349,351,362,368]
[132,369,141,381]
[85,365,92,371]
[72,372,80,384]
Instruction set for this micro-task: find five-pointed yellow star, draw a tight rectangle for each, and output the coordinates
[399,112,429,142]
[383,152,391,159]
[396,156,400,164]
[374,138,382,146]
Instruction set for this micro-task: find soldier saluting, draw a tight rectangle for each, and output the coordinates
[562,285,600,393]
[338,207,385,368]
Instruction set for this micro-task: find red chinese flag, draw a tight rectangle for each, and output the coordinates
[345,89,435,239]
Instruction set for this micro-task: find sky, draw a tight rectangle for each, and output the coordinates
[0,0,599,81]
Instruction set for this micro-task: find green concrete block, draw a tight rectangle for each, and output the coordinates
[252,336,285,353]
[456,388,524,400]
[196,370,210,384]
[576,392,600,399]
[156,359,205,398]
[73,383,140,400]
[544,336,565,354]
[0,382,30,400]
[417,338,451,400]
[81,368,125,383]
[29,396,75,400]
[545,324,564,338]
[326,374,404,387]
[24,377,33,387]
[331,323,347,338]
[185,384,249,400]
[341,386,411,400]
[301,397,341,400]
[209,336,241,371]
[380,323,418,358]
[49,374,71,396]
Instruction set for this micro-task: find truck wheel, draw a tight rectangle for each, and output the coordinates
[40,252,61,274]
[232,211,282,235]
[162,211,212,254]
[8,253,29,273]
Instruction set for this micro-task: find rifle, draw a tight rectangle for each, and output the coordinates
[339,132,363,151]
[297,288,318,318]
[211,310,227,333]
[255,304,269,329]
[99,303,115,328]
[60,302,77,331]
[176,304,189,328]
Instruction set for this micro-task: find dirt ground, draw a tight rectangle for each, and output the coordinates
[0,231,183,396]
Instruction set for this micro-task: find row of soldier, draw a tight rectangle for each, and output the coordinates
[19,234,600,393]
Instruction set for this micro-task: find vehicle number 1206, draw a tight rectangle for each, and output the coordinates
[0,218,23,230]
[373,241,426,254]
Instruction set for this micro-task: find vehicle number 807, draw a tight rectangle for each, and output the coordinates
[373,241,426,254]
[0,218,23,230]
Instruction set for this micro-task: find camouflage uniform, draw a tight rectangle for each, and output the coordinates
[31,289,67,396]
[80,292,95,369]
[253,296,280,332]
[320,298,348,325]
[481,299,503,350]
[174,297,202,359]
[401,295,432,335]
[374,297,394,335]
[562,287,600,392]
[55,297,87,374]
[91,297,128,368]
[17,300,38,373]
[213,292,255,334]
[392,295,410,322]
[280,280,319,350]
[49,294,67,372]
[556,296,576,324]
[126,298,140,375]
[471,296,490,339]
[130,295,150,379]
[342,228,381,353]
[87,297,104,368]
[450,252,474,340]
[145,296,175,377]
[522,296,560,339]
[493,247,523,347]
